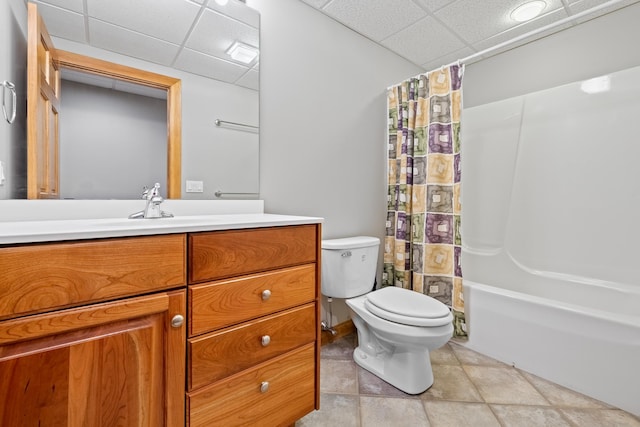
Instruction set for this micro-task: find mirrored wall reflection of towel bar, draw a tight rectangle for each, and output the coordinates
[214,119,259,131]
[214,190,259,198]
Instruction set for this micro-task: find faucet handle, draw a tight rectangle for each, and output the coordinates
[141,183,162,199]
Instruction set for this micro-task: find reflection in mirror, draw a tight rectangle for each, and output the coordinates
[17,0,259,200]
[59,73,168,199]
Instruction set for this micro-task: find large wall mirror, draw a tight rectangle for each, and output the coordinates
[23,0,259,200]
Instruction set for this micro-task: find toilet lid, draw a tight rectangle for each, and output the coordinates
[365,287,452,327]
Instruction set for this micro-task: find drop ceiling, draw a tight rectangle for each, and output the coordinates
[32,0,260,91]
[299,0,639,71]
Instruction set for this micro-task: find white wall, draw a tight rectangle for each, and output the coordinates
[0,0,27,199]
[248,0,423,325]
[464,2,640,107]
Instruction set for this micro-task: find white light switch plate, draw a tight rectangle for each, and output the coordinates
[186,180,203,193]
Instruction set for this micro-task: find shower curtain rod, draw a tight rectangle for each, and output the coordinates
[387,0,627,89]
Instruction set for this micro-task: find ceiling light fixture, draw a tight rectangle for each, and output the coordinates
[511,1,546,22]
[226,41,258,64]
[215,0,229,5]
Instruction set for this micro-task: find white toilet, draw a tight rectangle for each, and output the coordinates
[321,236,453,394]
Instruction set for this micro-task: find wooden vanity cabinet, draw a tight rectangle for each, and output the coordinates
[0,235,187,427]
[187,224,321,427]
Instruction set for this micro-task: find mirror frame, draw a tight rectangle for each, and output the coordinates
[56,50,182,198]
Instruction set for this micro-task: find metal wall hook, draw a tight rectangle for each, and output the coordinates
[2,81,17,124]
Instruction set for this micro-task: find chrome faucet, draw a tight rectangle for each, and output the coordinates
[128,183,174,219]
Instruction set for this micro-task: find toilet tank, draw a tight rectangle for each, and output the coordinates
[321,236,380,298]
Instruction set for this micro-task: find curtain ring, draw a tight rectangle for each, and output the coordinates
[2,81,17,124]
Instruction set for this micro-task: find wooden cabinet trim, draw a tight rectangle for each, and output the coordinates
[188,303,316,390]
[187,343,316,427]
[189,225,318,283]
[189,264,316,335]
[0,234,186,320]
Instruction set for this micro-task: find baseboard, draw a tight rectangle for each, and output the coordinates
[321,319,355,346]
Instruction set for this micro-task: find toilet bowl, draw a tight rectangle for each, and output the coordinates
[321,236,453,394]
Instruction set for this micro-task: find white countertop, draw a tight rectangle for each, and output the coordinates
[0,212,323,244]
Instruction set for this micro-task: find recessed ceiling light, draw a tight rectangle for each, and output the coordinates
[581,75,611,94]
[511,1,546,22]
[215,0,229,5]
[226,41,259,64]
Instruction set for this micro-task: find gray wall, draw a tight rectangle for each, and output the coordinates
[248,0,424,325]
[251,0,640,326]
[59,80,167,199]
[0,0,27,199]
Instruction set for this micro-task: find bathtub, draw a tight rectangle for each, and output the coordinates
[462,275,640,416]
[460,65,640,417]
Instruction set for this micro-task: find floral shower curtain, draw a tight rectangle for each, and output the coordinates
[384,64,466,338]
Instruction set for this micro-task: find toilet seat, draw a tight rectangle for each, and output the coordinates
[364,287,452,327]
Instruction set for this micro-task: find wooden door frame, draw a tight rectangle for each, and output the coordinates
[55,50,182,198]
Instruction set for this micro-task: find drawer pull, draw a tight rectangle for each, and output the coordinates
[261,289,271,301]
[261,335,271,346]
[260,381,269,393]
[171,314,184,328]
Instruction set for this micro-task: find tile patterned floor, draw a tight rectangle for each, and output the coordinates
[297,334,640,427]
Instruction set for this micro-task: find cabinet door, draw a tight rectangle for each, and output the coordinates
[27,2,61,199]
[0,290,186,427]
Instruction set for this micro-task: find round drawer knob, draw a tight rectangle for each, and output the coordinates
[260,381,269,393]
[171,314,184,328]
[261,335,271,346]
[261,289,271,301]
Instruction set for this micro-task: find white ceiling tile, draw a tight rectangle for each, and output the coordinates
[35,2,87,43]
[568,0,638,23]
[470,7,569,55]
[411,0,457,13]
[235,69,259,91]
[421,46,476,71]
[207,0,260,28]
[174,48,249,83]
[381,16,467,66]
[300,0,332,8]
[435,0,566,44]
[86,0,201,45]
[36,0,84,13]
[88,19,180,66]
[186,9,259,61]
[323,0,428,41]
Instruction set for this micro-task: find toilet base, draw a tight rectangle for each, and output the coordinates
[352,345,434,395]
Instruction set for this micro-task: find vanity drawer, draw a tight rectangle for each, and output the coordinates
[188,343,316,427]
[188,303,316,390]
[0,234,186,320]
[189,264,316,335]
[188,225,317,283]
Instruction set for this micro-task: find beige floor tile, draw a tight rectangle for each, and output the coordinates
[321,333,357,360]
[463,365,549,405]
[424,401,500,427]
[491,404,572,426]
[360,396,430,427]
[296,393,359,427]
[520,371,609,409]
[449,342,507,366]
[320,359,358,394]
[421,365,483,403]
[430,343,461,366]
[357,366,418,398]
[560,408,640,427]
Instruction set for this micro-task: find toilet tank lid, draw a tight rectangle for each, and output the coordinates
[322,236,380,250]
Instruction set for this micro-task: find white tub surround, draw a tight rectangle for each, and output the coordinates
[461,64,640,416]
